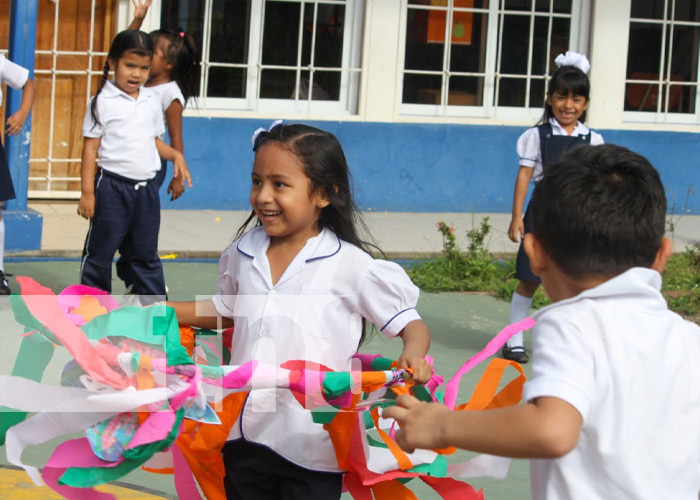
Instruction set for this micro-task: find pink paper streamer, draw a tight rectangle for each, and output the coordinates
[288,369,326,407]
[57,285,119,327]
[42,466,116,500]
[443,318,535,409]
[352,353,381,371]
[126,411,176,449]
[172,444,204,500]
[45,438,123,469]
[201,360,257,388]
[17,277,129,389]
[42,438,119,500]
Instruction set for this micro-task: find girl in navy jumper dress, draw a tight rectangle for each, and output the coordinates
[0,55,35,295]
[504,51,604,363]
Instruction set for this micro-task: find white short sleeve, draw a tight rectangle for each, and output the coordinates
[82,97,102,138]
[516,127,541,169]
[0,55,29,90]
[590,130,605,146]
[522,313,594,420]
[212,244,237,317]
[157,82,186,111]
[357,260,421,338]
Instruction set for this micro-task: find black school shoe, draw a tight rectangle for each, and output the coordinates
[0,270,11,295]
[501,345,529,364]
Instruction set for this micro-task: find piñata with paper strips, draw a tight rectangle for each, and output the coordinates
[0,277,533,499]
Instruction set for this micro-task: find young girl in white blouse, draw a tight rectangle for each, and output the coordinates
[169,122,432,500]
[119,0,199,292]
[504,51,604,364]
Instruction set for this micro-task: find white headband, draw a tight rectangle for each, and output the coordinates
[554,51,590,75]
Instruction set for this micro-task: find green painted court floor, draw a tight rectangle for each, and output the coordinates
[0,260,532,500]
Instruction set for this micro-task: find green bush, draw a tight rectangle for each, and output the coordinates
[408,220,700,321]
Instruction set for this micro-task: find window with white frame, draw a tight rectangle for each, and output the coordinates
[160,0,363,115]
[624,0,699,122]
[400,0,588,120]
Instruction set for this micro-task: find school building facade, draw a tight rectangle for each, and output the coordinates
[3,0,700,250]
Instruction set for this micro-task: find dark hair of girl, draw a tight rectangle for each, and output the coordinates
[90,30,154,128]
[241,124,381,347]
[150,29,199,104]
[538,64,591,125]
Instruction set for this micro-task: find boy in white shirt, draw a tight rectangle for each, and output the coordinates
[384,144,700,499]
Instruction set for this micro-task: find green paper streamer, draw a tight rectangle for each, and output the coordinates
[408,454,448,477]
[369,357,394,371]
[0,333,55,445]
[82,306,192,367]
[321,372,353,400]
[311,407,339,424]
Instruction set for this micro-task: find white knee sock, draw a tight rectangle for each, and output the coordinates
[0,218,5,272]
[508,291,533,348]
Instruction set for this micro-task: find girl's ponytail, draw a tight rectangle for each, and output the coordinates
[177,32,199,104]
[152,30,199,105]
[90,60,111,129]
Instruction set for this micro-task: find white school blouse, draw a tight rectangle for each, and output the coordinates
[523,268,700,500]
[517,117,604,182]
[0,54,29,101]
[212,226,422,472]
[82,81,165,181]
[149,81,185,140]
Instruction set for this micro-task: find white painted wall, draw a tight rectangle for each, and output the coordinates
[115,0,700,132]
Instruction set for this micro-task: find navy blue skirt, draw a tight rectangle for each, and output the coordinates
[0,141,16,202]
[514,201,541,283]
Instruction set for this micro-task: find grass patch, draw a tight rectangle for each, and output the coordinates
[407,219,700,323]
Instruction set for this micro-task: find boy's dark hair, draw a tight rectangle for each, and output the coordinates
[538,65,591,125]
[529,144,666,279]
[91,30,154,128]
[150,29,199,103]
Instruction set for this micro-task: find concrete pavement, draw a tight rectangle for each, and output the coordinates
[17,202,700,258]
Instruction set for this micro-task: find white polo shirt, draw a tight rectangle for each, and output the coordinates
[149,81,185,140]
[523,267,700,500]
[517,117,604,181]
[212,226,422,472]
[82,81,165,181]
[0,55,29,101]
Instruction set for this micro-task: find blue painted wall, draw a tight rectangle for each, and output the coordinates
[172,118,700,214]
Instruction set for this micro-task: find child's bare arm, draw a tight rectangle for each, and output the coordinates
[397,319,432,383]
[5,77,36,136]
[167,298,234,329]
[164,101,186,199]
[155,138,192,191]
[128,0,153,30]
[508,166,534,243]
[78,137,100,219]
[384,394,582,459]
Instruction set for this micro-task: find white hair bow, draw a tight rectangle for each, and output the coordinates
[251,119,283,147]
[554,51,590,75]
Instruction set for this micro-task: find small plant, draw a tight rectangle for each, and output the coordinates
[409,218,513,293]
[466,217,491,257]
[406,218,700,324]
[436,221,457,258]
[666,185,695,243]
